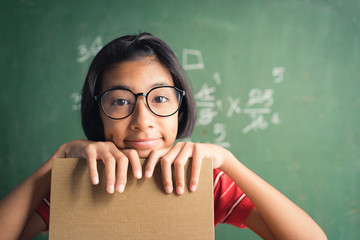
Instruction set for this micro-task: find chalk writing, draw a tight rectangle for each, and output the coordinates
[242,114,268,134]
[182,48,284,143]
[71,38,289,149]
[195,83,219,125]
[77,36,102,63]
[71,40,287,149]
[214,123,231,148]
[182,49,204,70]
[213,72,222,85]
[70,92,81,111]
[242,89,274,134]
[227,97,241,118]
[271,112,281,125]
[272,67,286,84]
[246,88,274,107]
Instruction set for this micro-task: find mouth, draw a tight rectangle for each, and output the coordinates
[124,138,162,149]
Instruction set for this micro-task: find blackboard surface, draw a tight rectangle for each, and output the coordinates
[1,0,359,239]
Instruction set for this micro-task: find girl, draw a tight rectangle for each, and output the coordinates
[0,32,327,239]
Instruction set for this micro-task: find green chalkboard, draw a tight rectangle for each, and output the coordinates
[1,0,359,239]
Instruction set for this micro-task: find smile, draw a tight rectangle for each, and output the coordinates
[124,138,162,149]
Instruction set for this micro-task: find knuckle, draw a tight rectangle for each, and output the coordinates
[175,141,185,148]
[117,178,127,185]
[191,176,199,183]
[116,154,128,163]
[84,143,95,154]
[86,156,95,164]
[193,142,201,151]
[103,154,115,163]
[149,149,161,157]
[160,156,171,165]
[183,141,192,147]
[96,141,106,148]
[106,176,115,185]
[126,149,138,157]
[89,170,98,178]
[192,163,201,171]
[176,175,185,183]
[162,178,172,187]
[174,160,185,169]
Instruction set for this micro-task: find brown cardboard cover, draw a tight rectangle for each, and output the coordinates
[49,158,214,239]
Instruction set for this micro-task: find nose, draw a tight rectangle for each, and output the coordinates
[129,96,154,131]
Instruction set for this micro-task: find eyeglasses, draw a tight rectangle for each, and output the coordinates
[95,86,185,120]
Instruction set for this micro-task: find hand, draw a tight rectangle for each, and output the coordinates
[62,140,232,195]
[63,140,142,194]
[143,142,231,195]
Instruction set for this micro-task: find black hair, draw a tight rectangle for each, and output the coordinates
[81,32,196,141]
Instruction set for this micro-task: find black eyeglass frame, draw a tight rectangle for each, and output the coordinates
[95,86,185,120]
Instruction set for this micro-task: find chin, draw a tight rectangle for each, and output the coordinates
[137,149,153,159]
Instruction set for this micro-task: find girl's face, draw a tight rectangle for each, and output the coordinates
[100,57,178,158]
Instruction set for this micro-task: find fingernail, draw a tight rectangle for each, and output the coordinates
[165,186,173,193]
[93,176,99,185]
[190,185,197,192]
[145,170,152,178]
[107,185,114,194]
[116,184,125,193]
[176,186,184,195]
[135,170,142,179]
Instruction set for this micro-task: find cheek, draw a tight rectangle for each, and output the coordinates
[101,118,113,141]
[102,122,112,141]
[100,113,126,142]
[100,113,111,140]
[162,114,179,144]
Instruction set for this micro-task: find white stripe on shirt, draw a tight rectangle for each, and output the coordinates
[213,171,224,191]
[43,198,50,208]
[222,193,246,223]
[220,182,235,199]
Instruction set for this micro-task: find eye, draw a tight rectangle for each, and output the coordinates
[112,98,130,106]
[153,96,168,103]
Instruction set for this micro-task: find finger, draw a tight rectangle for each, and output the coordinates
[173,142,195,194]
[160,156,173,193]
[174,159,186,195]
[145,148,169,178]
[160,143,188,193]
[190,146,203,192]
[101,152,116,194]
[123,149,142,179]
[106,144,129,193]
[85,145,99,185]
[115,155,128,193]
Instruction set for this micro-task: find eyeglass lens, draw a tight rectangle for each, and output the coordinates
[100,87,182,119]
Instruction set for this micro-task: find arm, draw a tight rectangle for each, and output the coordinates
[0,140,119,239]
[143,142,326,239]
[219,149,327,240]
[45,140,326,239]
[0,139,145,239]
[0,144,67,240]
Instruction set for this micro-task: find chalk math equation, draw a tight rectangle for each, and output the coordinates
[72,36,285,148]
[183,48,285,147]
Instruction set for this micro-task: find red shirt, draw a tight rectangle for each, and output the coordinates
[36,169,254,229]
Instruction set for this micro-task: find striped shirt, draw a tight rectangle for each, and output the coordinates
[36,169,254,229]
[213,169,254,228]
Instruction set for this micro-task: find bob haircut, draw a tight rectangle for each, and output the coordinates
[81,32,197,141]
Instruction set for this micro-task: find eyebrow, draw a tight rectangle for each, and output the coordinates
[106,82,171,92]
